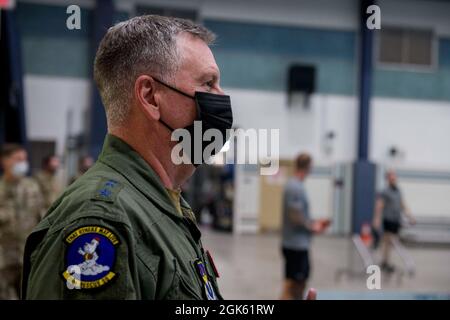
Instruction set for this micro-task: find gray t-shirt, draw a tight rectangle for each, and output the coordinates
[379,186,403,223]
[281,177,312,250]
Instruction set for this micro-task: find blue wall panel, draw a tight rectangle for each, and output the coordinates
[205,19,357,95]
[373,38,450,101]
[16,2,128,78]
[205,19,450,101]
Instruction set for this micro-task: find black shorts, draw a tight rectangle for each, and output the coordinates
[383,220,401,234]
[282,247,310,282]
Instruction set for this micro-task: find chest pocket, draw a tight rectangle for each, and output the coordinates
[165,258,204,300]
[136,245,160,299]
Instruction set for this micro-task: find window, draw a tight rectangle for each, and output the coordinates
[378,27,436,69]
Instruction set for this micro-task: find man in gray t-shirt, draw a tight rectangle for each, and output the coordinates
[373,170,415,272]
[282,178,312,250]
[280,153,329,300]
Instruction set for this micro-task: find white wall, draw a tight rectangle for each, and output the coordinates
[115,0,358,30]
[24,75,91,155]
[379,0,450,37]
[201,0,358,31]
[400,177,450,219]
[115,0,450,36]
[226,88,358,165]
[370,97,450,169]
[19,0,95,8]
[225,87,450,170]
[20,0,450,36]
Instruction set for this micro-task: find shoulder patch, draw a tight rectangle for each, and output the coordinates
[91,178,123,203]
[62,226,120,290]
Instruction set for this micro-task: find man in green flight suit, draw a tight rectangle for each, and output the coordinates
[22,15,233,300]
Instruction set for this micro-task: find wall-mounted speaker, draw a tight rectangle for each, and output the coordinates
[287,64,316,107]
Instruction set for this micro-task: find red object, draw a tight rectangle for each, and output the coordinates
[320,219,331,229]
[206,250,220,278]
[0,0,11,8]
[360,223,373,247]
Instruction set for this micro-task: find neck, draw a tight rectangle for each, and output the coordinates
[109,125,194,190]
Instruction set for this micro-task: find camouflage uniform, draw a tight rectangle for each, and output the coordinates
[0,177,44,299]
[34,171,63,211]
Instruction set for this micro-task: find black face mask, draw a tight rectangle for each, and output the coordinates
[153,77,233,166]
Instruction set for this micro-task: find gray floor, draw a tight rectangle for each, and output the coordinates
[201,228,450,300]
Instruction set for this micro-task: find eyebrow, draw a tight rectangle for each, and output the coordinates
[197,68,220,83]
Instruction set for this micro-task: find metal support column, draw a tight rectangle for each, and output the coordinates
[352,0,377,234]
[87,0,114,158]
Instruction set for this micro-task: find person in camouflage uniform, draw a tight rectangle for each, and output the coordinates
[0,144,44,299]
[34,155,63,211]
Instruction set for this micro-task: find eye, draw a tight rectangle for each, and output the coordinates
[204,80,214,90]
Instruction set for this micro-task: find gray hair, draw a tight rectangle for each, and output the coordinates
[93,15,216,128]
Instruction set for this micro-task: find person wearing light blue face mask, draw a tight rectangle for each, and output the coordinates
[0,144,44,299]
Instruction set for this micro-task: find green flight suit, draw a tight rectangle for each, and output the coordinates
[22,134,222,300]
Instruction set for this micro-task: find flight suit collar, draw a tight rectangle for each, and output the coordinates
[97,134,192,221]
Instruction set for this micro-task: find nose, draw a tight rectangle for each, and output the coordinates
[215,85,225,95]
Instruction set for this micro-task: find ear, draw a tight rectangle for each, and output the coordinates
[134,75,160,121]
